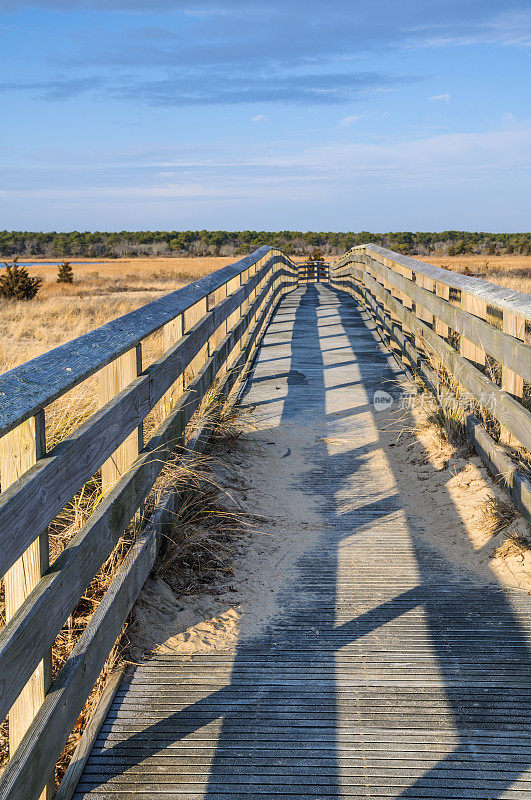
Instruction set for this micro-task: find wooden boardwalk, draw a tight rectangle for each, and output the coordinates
[74,284,531,799]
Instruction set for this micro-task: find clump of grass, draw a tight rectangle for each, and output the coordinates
[493,533,530,561]
[419,345,468,445]
[157,465,258,592]
[426,393,467,446]
[149,394,257,592]
[46,383,98,450]
[482,495,519,538]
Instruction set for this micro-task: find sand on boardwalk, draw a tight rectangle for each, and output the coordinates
[128,378,531,661]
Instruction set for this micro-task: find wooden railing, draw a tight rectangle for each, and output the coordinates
[330,244,531,522]
[297,260,329,283]
[0,246,298,800]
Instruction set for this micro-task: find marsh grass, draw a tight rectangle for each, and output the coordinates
[412,333,528,465]
[482,495,519,539]
[154,455,260,592]
[411,342,469,446]
[0,257,233,375]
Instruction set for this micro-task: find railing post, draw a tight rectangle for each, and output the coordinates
[99,346,143,493]
[435,281,450,341]
[206,284,228,370]
[460,292,487,369]
[1,410,53,799]
[500,310,525,445]
[416,273,435,329]
[398,263,414,339]
[163,314,184,416]
[183,298,209,385]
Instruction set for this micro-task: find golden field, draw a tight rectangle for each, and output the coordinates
[0,256,235,373]
[418,254,531,294]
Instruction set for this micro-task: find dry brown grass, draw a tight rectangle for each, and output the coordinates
[481,495,519,538]
[418,255,531,294]
[0,257,235,373]
[23,255,232,289]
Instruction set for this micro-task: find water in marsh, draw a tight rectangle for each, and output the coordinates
[0,261,105,268]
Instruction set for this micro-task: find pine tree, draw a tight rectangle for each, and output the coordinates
[57,261,74,284]
[0,258,42,300]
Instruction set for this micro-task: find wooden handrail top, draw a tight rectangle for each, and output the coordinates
[0,246,295,438]
[332,244,531,320]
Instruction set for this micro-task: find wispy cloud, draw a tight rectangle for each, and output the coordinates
[250,114,267,122]
[428,93,451,102]
[0,70,418,106]
[339,114,360,127]
[3,122,530,198]
[0,76,104,100]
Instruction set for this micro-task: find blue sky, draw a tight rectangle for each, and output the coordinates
[0,1,530,232]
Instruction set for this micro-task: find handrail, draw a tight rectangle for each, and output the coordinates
[0,245,284,439]
[333,244,531,319]
[0,246,298,800]
[330,243,531,521]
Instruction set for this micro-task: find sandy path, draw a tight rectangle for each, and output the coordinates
[129,284,530,659]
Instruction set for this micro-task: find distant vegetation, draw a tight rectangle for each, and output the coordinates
[1,230,530,259]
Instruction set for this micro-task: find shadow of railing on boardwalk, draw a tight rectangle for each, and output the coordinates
[82,283,530,799]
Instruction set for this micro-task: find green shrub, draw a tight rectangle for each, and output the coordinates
[57,261,74,283]
[0,258,42,300]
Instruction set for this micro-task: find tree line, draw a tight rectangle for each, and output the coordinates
[1,229,530,259]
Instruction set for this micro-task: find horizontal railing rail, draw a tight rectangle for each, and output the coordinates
[297,260,329,283]
[0,245,287,439]
[333,244,531,318]
[330,243,531,521]
[0,246,299,800]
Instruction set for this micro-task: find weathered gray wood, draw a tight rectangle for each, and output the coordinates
[364,256,531,381]
[352,279,531,525]
[362,270,531,452]
[0,330,194,580]
[0,270,297,725]
[0,515,162,800]
[465,415,531,525]
[359,284,420,369]
[0,248,296,438]
[53,666,126,800]
[99,345,143,494]
[71,284,531,800]
[0,387,190,725]
[0,412,53,800]
[0,256,296,797]
[333,244,531,320]
[0,261,292,580]
[0,273,298,800]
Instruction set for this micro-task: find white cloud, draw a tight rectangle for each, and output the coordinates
[428,93,451,102]
[339,114,360,127]
[250,114,268,122]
